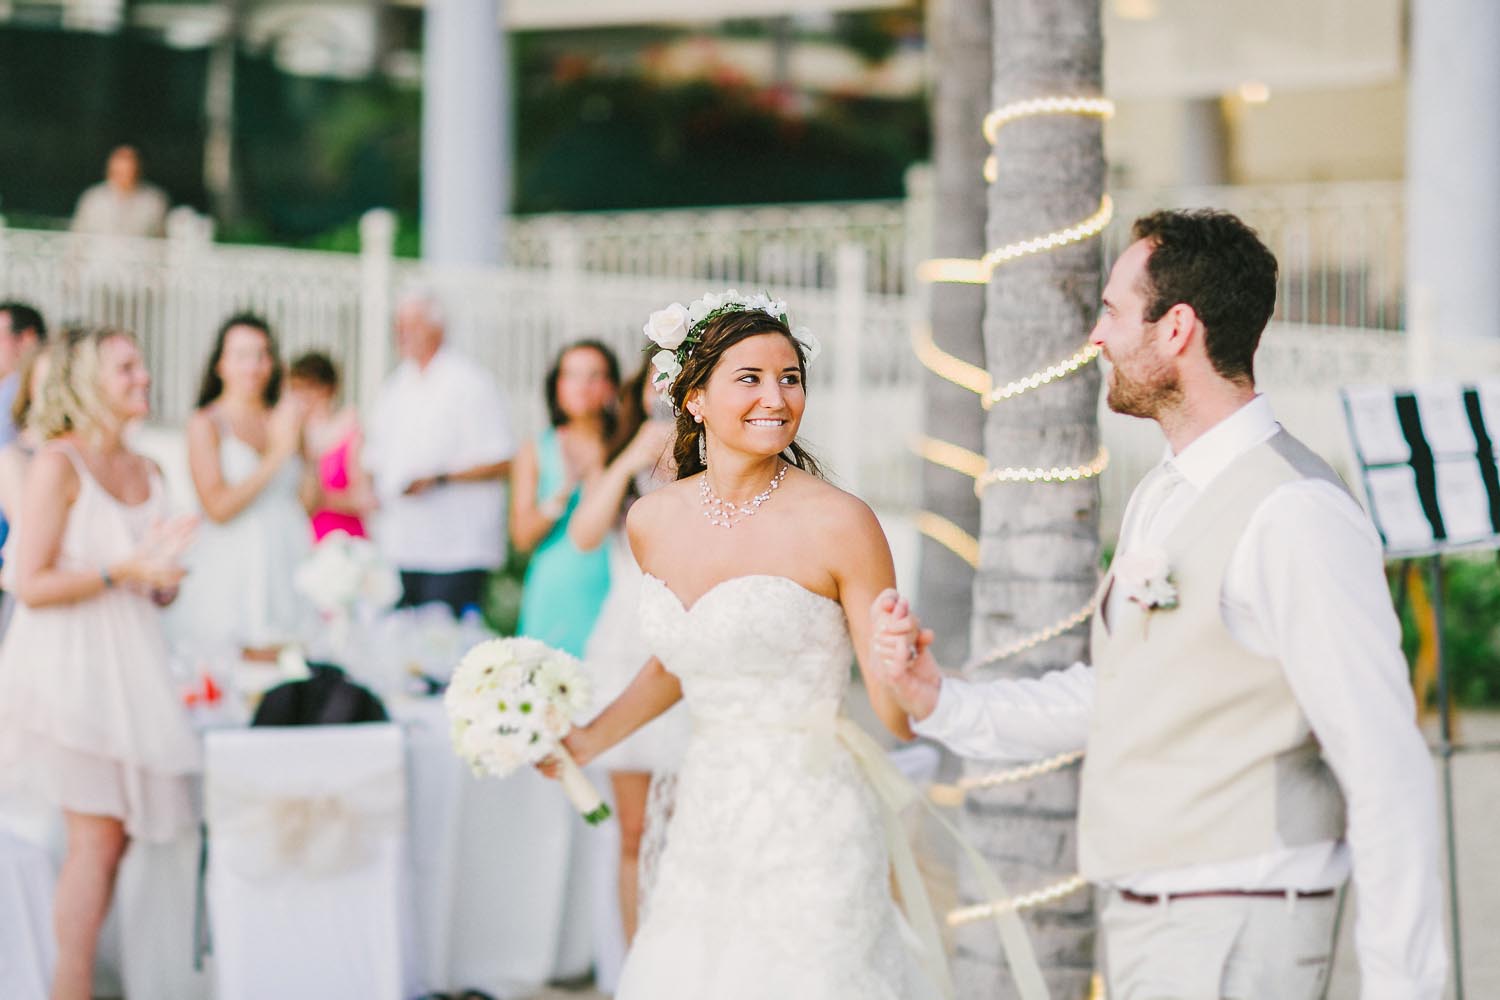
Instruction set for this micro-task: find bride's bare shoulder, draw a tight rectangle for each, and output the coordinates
[626,475,697,558]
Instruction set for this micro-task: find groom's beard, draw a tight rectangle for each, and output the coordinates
[1106,358,1182,420]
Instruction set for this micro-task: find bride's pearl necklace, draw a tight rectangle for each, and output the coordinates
[700,463,788,529]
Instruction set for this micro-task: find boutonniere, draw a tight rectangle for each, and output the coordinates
[1112,546,1179,613]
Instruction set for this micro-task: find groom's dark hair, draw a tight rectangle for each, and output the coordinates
[1131,210,1278,386]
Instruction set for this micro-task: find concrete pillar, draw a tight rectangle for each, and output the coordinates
[1179,96,1230,187]
[421,0,508,266]
[1406,0,1500,343]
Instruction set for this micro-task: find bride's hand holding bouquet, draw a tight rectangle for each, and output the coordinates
[446,636,612,824]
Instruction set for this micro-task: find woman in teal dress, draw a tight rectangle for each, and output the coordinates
[510,340,621,656]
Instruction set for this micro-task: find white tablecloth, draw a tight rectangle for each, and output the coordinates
[0,699,593,1000]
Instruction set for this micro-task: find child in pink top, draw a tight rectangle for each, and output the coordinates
[287,352,373,539]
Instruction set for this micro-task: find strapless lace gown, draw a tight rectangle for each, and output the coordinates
[615,574,934,1000]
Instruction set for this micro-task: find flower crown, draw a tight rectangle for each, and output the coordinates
[642,289,821,391]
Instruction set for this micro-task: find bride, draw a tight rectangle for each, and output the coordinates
[557,293,937,999]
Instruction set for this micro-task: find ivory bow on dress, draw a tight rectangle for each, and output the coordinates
[796,707,1050,1000]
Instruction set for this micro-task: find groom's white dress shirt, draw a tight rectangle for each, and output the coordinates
[914,396,1446,1000]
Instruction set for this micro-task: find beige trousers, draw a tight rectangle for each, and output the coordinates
[1101,888,1340,1000]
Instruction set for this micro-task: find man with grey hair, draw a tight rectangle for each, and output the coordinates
[364,287,515,614]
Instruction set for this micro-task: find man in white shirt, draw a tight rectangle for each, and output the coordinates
[876,210,1446,999]
[70,145,169,240]
[364,288,515,614]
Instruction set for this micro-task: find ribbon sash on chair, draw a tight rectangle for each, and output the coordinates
[206,768,405,881]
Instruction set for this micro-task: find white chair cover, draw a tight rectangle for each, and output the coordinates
[205,724,409,1000]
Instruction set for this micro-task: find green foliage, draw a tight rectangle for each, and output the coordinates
[1393,555,1500,706]
[481,552,530,638]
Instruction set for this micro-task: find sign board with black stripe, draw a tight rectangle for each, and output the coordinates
[1340,383,1500,557]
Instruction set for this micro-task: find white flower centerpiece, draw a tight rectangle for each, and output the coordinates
[293,529,403,662]
[445,637,610,824]
[642,288,821,391]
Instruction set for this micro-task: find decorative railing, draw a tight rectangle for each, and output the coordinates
[1,179,1478,527]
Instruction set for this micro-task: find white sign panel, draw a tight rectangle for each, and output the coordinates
[1363,465,1436,554]
[1343,385,1410,466]
[1414,384,1479,458]
[1434,458,1495,545]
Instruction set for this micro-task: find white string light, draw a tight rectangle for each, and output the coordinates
[916,195,1114,285]
[983,344,1100,409]
[929,749,1086,806]
[982,95,1115,145]
[982,96,1115,182]
[964,600,1096,672]
[914,511,981,570]
[911,435,988,480]
[974,447,1110,493]
[947,875,1090,927]
[910,323,993,396]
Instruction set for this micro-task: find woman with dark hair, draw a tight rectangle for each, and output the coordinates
[172,313,313,656]
[566,361,687,957]
[286,351,373,540]
[510,339,620,656]
[550,293,943,999]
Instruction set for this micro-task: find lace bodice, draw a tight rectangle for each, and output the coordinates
[640,574,851,727]
[619,573,927,1000]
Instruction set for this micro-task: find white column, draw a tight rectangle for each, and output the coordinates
[358,209,397,411]
[1179,97,1230,187]
[1407,0,1500,344]
[421,0,508,266]
[833,243,866,494]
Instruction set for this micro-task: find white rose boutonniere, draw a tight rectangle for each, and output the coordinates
[1111,546,1179,612]
[643,303,690,350]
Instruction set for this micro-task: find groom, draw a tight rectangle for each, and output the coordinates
[878,210,1445,999]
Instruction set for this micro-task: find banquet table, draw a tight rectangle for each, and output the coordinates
[0,691,596,1000]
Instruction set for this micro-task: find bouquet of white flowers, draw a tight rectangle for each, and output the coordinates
[444,637,610,824]
[294,529,402,617]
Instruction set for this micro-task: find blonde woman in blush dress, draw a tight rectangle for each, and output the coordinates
[0,327,197,1000]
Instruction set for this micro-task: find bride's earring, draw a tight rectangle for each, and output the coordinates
[698,433,707,467]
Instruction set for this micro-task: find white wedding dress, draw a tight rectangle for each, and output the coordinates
[615,573,937,1000]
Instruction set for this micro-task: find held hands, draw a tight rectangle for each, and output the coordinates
[119,514,198,593]
[870,589,943,722]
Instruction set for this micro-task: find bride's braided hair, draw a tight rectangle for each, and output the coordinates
[666,311,822,480]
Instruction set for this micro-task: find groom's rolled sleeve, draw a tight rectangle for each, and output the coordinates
[912,663,1094,761]
[1247,483,1447,1000]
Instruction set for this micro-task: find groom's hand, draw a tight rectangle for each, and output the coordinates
[871,589,943,721]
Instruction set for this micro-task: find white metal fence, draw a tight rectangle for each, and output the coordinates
[3,182,1491,527]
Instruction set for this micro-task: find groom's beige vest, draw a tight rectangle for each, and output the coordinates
[1078,430,1348,881]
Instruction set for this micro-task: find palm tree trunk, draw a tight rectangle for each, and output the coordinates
[958,1,1104,996]
[916,0,991,666]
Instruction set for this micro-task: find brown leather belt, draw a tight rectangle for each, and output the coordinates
[1118,887,1336,905]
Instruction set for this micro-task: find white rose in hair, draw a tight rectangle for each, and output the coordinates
[795,328,821,365]
[644,303,690,349]
[651,349,681,387]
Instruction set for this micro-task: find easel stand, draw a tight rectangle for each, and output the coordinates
[1423,555,1465,1000]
